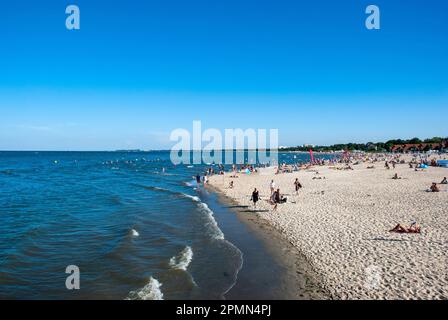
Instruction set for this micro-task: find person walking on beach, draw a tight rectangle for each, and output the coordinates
[269,180,275,195]
[294,178,302,195]
[270,189,278,210]
[251,188,259,208]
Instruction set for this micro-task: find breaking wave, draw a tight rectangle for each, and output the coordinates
[126,277,163,300]
[169,246,193,271]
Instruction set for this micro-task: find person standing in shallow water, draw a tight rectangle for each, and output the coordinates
[196,174,201,187]
[251,188,259,208]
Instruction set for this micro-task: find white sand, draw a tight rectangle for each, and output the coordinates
[209,159,448,299]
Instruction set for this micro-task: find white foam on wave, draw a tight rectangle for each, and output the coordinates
[169,246,193,271]
[198,202,225,240]
[184,193,243,297]
[182,193,201,202]
[131,229,139,237]
[151,186,171,192]
[126,277,163,300]
[181,192,225,240]
[181,187,243,298]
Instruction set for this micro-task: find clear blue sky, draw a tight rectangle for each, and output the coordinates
[1,0,447,150]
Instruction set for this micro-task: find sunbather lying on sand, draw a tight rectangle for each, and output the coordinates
[269,188,287,210]
[390,223,421,234]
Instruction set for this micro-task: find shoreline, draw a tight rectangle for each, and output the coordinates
[208,157,448,299]
[205,185,329,300]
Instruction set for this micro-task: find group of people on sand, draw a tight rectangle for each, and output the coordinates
[385,161,396,170]
[427,177,447,192]
[429,183,439,192]
[195,164,229,187]
[269,188,287,210]
[205,165,226,176]
[275,162,297,174]
[274,159,332,175]
[336,152,447,172]
[391,174,446,192]
[248,178,303,210]
[267,180,284,210]
[230,164,257,176]
[386,157,447,192]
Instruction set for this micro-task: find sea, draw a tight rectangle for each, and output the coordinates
[0,150,336,299]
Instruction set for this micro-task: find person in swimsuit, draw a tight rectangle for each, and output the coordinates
[270,180,275,195]
[251,188,259,208]
[294,178,302,194]
[392,173,401,180]
[429,183,440,192]
[270,190,278,210]
[390,223,421,234]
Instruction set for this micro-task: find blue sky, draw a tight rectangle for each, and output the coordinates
[1,0,447,150]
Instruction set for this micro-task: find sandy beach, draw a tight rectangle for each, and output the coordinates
[208,156,448,299]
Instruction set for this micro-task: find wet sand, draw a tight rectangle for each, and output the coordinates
[203,187,328,299]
